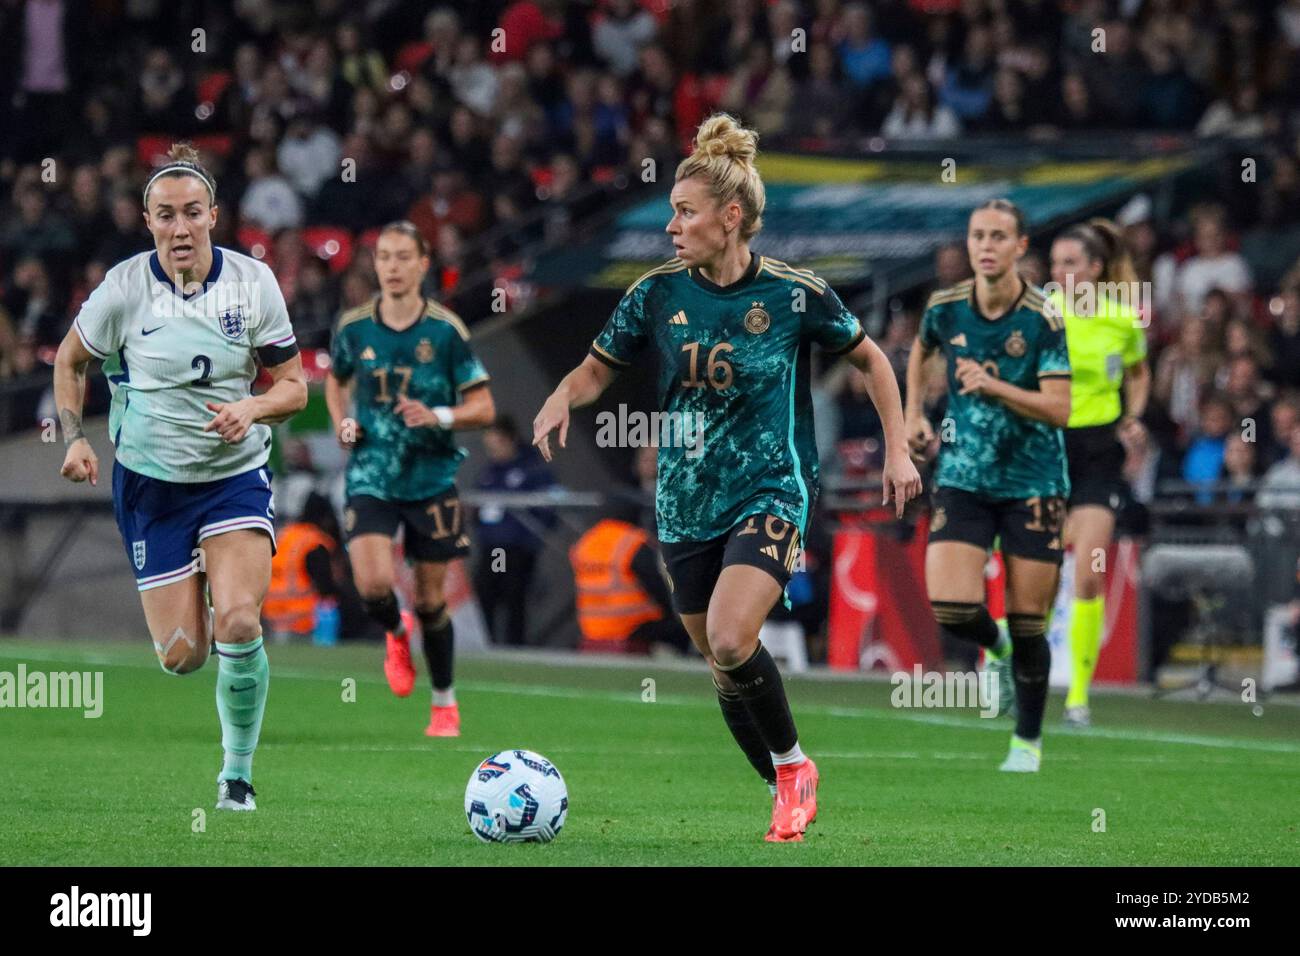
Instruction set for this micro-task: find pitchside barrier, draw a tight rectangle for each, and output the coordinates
[6,482,1296,694]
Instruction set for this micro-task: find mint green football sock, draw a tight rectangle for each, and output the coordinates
[215,635,269,783]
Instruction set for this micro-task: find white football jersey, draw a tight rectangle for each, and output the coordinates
[74,246,298,483]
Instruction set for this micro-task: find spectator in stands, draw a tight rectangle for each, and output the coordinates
[788,41,850,139]
[494,0,566,64]
[593,0,658,79]
[1269,282,1300,390]
[473,415,556,646]
[291,257,339,349]
[3,257,63,348]
[138,48,191,134]
[1183,392,1235,501]
[295,37,352,130]
[336,21,389,94]
[1058,71,1100,130]
[277,113,342,202]
[838,3,892,91]
[493,61,546,143]
[1197,82,1268,138]
[95,189,150,267]
[1258,421,1300,510]
[1164,205,1253,318]
[1221,432,1259,503]
[239,147,304,232]
[1,186,75,279]
[63,165,111,266]
[940,23,995,122]
[1121,408,1177,503]
[1220,354,1275,448]
[722,38,793,137]
[450,35,498,116]
[407,161,487,252]
[976,67,1030,132]
[1265,394,1300,469]
[1155,316,1223,438]
[883,74,960,139]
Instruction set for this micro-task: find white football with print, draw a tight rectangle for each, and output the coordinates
[464,749,568,844]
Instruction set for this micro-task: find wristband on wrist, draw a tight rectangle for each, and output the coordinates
[432,406,455,429]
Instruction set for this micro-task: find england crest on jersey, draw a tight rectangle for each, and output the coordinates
[132,540,147,570]
[218,306,246,340]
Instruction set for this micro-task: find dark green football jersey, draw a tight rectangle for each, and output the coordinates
[331,297,489,501]
[591,255,865,543]
[919,278,1070,499]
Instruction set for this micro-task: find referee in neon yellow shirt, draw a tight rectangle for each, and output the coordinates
[1048,219,1151,727]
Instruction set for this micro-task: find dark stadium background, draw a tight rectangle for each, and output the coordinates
[1,0,1299,693]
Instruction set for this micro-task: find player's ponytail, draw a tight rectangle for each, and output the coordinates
[675,113,765,242]
[143,141,217,208]
[1086,217,1139,286]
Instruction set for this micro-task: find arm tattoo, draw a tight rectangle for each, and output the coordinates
[60,408,86,445]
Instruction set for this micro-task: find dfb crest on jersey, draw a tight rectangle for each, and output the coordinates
[1004,329,1027,358]
[132,540,147,570]
[218,306,246,340]
[416,338,435,363]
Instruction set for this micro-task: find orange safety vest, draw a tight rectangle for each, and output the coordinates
[264,523,336,635]
[570,519,664,641]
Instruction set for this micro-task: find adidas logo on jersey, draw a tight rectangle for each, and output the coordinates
[761,544,781,561]
[669,310,688,326]
[950,333,967,347]
[360,346,376,361]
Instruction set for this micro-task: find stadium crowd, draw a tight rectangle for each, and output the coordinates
[2,0,1300,518]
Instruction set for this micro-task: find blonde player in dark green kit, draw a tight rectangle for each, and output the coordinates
[326,222,495,738]
[533,114,921,842]
[1049,219,1150,728]
[905,199,1071,773]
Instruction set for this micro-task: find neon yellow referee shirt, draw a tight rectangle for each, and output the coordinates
[1048,290,1148,428]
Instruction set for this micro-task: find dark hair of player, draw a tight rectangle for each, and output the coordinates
[1056,217,1139,285]
[143,142,218,208]
[378,220,430,256]
[971,198,1026,236]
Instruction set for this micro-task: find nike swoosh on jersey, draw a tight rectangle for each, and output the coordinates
[142,325,165,335]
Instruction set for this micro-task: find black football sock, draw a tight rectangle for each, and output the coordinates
[932,601,999,648]
[363,592,402,632]
[717,644,798,756]
[1007,614,1050,741]
[715,680,776,785]
[419,605,454,692]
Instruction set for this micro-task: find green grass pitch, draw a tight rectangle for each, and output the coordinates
[3,639,1297,866]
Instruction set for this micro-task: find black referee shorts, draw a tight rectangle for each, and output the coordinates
[1066,424,1128,512]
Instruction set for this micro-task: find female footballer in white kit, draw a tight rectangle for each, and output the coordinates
[53,144,307,811]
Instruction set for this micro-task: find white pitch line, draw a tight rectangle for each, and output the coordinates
[4,648,1298,756]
